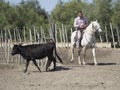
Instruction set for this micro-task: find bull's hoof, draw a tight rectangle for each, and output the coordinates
[24,70,27,73]
[50,69,56,71]
[46,68,50,72]
[71,59,74,63]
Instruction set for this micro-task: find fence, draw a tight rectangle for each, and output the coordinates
[0,23,119,64]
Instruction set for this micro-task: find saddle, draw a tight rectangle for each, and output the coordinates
[74,31,83,47]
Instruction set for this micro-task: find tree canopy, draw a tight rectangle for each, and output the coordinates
[0,0,48,30]
[0,0,120,42]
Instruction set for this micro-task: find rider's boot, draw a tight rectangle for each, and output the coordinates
[79,37,82,47]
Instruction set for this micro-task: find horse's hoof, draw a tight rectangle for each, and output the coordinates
[94,63,97,65]
[78,61,81,65]
[82,62,86,65]
[71,60,74,63]
[71,59,74,63]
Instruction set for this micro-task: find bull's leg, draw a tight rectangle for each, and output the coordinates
[32,60,41,72]
[82,47,86,65]
[24,60,30,73]
[46,59,52,71]
[52,56,56,71]
[92,47,97,65]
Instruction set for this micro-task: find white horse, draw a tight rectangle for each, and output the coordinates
[71,20,102,65]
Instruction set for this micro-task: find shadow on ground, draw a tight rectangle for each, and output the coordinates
[87,63,117,66]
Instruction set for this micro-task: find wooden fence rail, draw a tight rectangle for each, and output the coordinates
[0,23,119,64]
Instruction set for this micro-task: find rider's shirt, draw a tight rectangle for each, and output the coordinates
[74,16,87,29]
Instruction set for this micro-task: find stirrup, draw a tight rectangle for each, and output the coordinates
[74,37,78,42]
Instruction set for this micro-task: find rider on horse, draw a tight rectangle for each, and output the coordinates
[74,10,88,47]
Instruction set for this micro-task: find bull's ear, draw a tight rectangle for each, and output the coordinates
[18,43,22,47]
[13,43,18,47]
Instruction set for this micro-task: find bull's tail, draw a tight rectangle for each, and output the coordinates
[55,46,63,63]
[54,43,63,63]
[48,39,63,63]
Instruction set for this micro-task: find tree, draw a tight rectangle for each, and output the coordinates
[92,0,112,25]
[111,0,120,27]
[0,0,48,30]
[50,0,86,28]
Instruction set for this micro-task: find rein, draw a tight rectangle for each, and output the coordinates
[84,32,95,47]
[82,24,96,47]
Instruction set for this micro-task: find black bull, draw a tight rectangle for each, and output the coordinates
[11,42,63,73]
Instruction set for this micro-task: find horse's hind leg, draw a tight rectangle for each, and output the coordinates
[78,47,81,65]
[82,47,86,65]
[92,47,97,65]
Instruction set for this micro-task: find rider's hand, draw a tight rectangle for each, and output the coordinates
[79,24,85,29]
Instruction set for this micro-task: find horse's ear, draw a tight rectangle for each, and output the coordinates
[91,21,93,23]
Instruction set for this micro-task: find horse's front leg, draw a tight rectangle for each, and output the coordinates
[82,47,86,65]
[71,46,74,63]
[92,47,97,65]
[78,47,81,65]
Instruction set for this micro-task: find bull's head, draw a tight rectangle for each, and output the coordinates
[11,44,22,55]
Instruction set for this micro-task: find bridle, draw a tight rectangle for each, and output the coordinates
[84,32,95,48]
[82,23,98,47]
[92,23,101,33]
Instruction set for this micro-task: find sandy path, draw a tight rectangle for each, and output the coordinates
[0,48,120,90]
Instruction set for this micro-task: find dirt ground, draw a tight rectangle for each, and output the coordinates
[0,48,120,90]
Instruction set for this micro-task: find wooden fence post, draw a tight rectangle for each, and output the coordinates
[62,24,65,47]
[65,27,68,48]
[23,27,26,43]
[99,33,103,43]
[8,29,12,41]
[105,25,109,43]
[59,28,63,47]
[0,30,3,47]
[116,26,120,45]
[14,29,16,42]
[17,29,21,43]
[29,29,32,43]
[110,23,116,48]
[42,28,46,42]
[4,30,8,64]
[55,24,58,43]
[34,26,37,43]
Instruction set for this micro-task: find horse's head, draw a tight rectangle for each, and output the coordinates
[91,20,102,33]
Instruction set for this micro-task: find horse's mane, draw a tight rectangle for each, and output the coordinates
[84,21,93,32]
